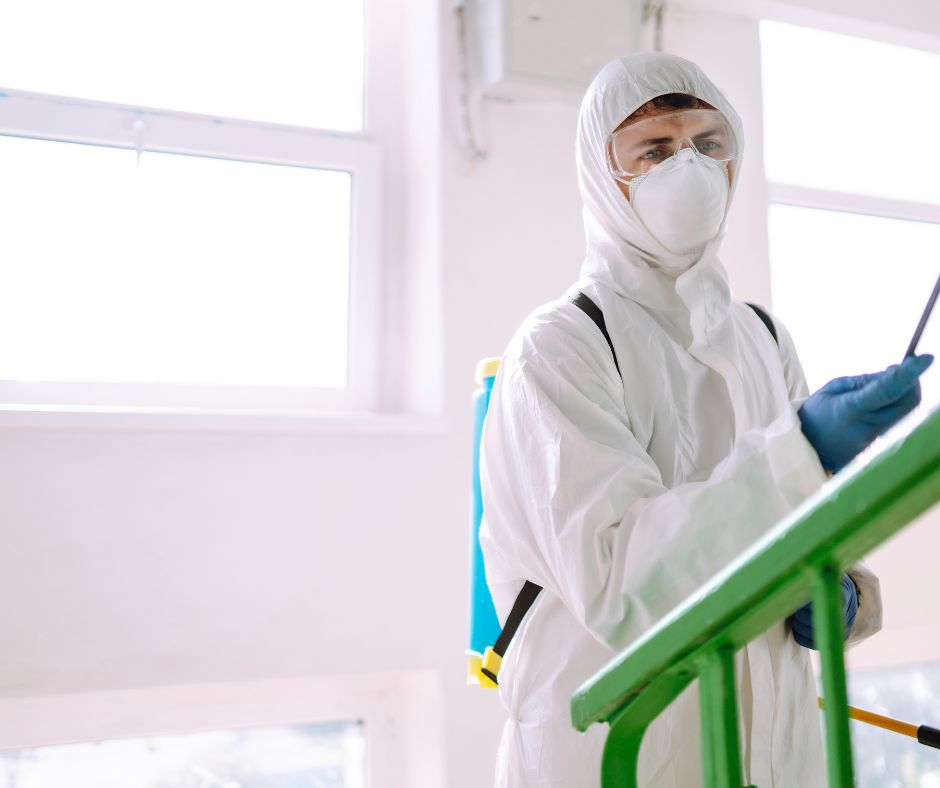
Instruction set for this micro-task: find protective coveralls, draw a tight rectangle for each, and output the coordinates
[478,52,883,787]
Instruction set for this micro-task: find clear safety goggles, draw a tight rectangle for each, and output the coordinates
[607,108,737,181]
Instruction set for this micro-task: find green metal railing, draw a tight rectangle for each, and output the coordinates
[570,402,940,788]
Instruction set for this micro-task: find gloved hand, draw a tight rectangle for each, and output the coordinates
[789,574,858,650]
[798,354,934,473]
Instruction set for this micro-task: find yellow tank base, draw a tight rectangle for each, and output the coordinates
[467,651,499,689]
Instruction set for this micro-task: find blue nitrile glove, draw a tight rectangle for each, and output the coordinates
[798,354,934,474]
[789,574,858,650]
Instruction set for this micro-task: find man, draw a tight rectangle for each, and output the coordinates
[479,52,932,787]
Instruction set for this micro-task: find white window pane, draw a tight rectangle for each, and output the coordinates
[0,135,351,388]
[768,204,940,403]
[0,720,365,788]
[0,1,364,132]
[760,20,940,205]
[847,662,940,785]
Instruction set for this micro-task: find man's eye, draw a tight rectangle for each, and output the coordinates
[640,149,666,160]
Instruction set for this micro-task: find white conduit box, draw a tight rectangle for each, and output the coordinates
[472,0,644,102]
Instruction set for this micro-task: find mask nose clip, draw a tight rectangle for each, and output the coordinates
[672,138,708,164]
[675,136,697,155]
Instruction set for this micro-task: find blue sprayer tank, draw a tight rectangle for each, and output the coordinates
[468,357,502,688]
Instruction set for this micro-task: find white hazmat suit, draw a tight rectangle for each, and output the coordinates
[479,52,883,787]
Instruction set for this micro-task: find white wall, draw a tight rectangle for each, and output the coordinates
[1,2,938,787]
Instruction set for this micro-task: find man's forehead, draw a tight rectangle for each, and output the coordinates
[614,96,717,133]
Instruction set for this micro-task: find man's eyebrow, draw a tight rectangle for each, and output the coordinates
[635,136,673,146]
[631,127,727,148]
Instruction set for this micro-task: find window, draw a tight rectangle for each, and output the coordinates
[0,720,365,788]
[0,1,380,414]
[761,21,940,396]
[761,21,940,205]
[0,1,365,132]
[767,206,940,391]
[0,674,445,788]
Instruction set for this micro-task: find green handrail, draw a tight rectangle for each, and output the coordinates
[570,402,940,788]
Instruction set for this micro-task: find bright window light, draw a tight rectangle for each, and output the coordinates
[768,204,940,400]
[845,661,940,785]
[0,135,352,388]
[0,1,364,131]
[0,720,365,788]
[760,21,940,205]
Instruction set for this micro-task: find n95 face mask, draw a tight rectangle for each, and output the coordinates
[628,147,730,258]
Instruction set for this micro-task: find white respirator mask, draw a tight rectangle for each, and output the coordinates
[627,147,730,259]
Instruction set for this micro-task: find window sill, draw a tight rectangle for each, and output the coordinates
[0,404,446,434]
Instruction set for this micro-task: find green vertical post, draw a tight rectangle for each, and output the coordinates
[814,564,855,787]
[600,710,643,788]
[698,646,744,788]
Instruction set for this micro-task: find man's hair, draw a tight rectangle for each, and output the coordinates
[623,93,715,124]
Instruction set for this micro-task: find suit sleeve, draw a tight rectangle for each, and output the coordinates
[480,314,829,652]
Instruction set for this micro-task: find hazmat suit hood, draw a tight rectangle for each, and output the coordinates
[577,52,745,346]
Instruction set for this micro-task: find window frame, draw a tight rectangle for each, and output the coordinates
[0,2,382,417]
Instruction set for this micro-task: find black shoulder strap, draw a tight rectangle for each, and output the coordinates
[572,291,622,378]
[480,580,543,684]
[484,292,623,685]
[572,294,780,366]
[746,302,778,346]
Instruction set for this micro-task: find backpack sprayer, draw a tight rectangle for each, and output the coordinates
[467,356,502,688]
